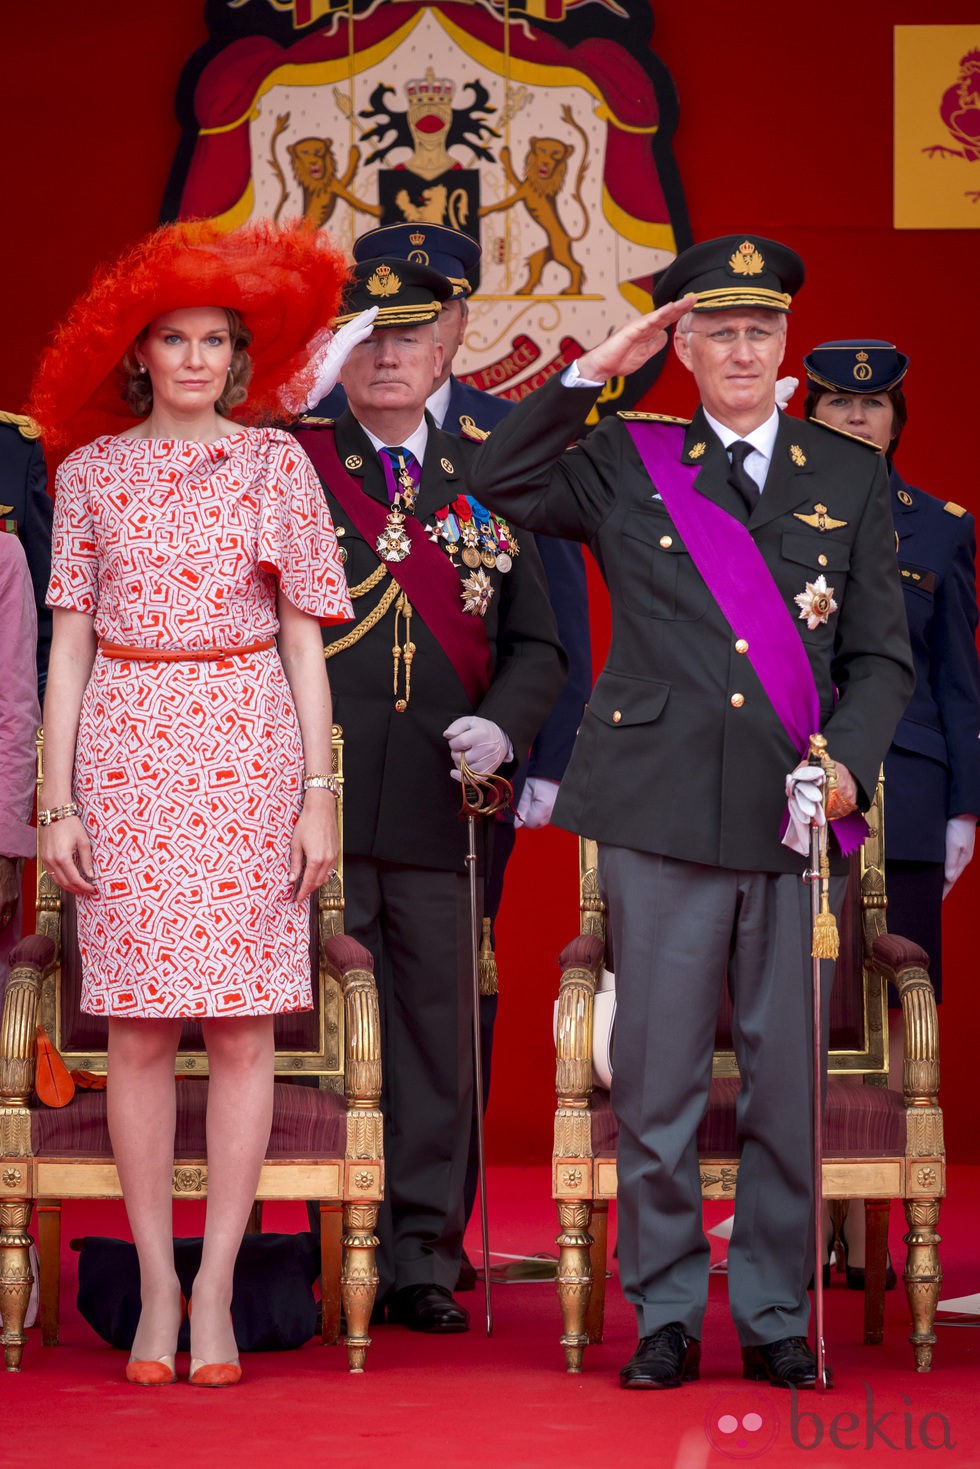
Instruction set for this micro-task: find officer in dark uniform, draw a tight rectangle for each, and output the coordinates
[311,222,593,1273]
[294,259,567,1333]
[804,340,980,992]
[0,410,52,694]
[469,237,913,1388]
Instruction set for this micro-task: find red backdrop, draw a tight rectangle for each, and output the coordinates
[4,1,978,1164]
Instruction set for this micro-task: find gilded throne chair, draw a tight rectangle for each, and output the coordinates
[0,726,383,1373]
[552,780,945,1373]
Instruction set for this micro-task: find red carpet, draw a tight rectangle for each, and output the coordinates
[7,1166,980,1468]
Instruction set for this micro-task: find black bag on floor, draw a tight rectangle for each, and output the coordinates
[72,1232,320,1351]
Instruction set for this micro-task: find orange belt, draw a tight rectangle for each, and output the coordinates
[98,637,275,662]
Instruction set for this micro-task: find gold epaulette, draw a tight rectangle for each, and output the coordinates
[458,415,490,443]
[944,501,967,518]
[0,410,41,441]
[617,411,691,425]
[808,418,879,450]
[299,415,334,428]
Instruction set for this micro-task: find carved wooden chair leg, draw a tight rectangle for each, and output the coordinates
[556,1199,594,1373]
[827,1197,848,1280]
[37,1199,61,1346]
[0,1198,34,1371]
[903,1196,942,1372]
[583,1198,608,1344]
[862,1197,890,1345]
[318,1201,343,1344]
[341,1201,378,1372]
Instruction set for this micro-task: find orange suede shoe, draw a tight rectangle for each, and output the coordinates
[125,1355,177,1386]
[188,1359,242,1388]
[186,1299,241,1387]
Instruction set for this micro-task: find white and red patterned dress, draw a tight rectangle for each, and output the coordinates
[48,428,352,1019]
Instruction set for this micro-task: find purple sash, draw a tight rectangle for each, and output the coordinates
[296,429,492,707]
[626,422,866,855]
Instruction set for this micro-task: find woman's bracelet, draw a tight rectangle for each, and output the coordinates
[303,773,341,797]
[38,802,81,826]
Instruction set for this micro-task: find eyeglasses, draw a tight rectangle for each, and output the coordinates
[684,327,782,346]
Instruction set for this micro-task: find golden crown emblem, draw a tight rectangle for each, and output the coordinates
[367,265,401,299]
[406,67,454,106]
[729,240,765,277]
[856,351,869,362]
[409,231,426,247]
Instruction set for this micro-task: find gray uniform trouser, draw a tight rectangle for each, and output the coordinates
[600,843,840,1347]
[343,857,476,1299]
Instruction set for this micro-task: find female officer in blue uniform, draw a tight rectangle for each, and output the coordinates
[803,339,980,1282]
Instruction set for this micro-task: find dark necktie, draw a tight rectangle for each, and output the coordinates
[727,440,758,514]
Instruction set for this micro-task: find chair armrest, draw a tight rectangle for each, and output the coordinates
[555,934,604,1105]
[322,935,381,1109]
[1,934,56,1111]
[870,934,938,1106]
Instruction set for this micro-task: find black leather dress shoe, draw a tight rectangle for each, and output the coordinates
[619,1323,701,1389]
[387,1284,470,1334]
[742,1336,832,1389]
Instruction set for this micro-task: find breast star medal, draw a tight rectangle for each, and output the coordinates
[461,568,494,617]
[794,574,838,630]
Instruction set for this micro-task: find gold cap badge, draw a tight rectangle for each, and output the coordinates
[366,265,401,299]
[853,350,873,383]
[728,241,765,277]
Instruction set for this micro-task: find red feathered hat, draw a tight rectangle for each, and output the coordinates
[29,218,350,457]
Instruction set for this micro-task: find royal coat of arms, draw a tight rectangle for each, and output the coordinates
[164,0,691,414]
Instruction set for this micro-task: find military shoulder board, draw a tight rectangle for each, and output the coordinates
[458,415,490,443]
[944,501,967,518]
[0,410,41,441]
[617,411,691,425]
[299,416,334,428]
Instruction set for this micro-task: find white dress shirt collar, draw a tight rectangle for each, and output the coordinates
[426,378,454,430]
[357,415,429,466]
[702,404,780,492]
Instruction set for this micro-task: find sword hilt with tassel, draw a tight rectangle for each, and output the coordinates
[808,733,840,961]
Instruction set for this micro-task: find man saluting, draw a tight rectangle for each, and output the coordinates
[295,259,566,1334]
[468,236,913,1388]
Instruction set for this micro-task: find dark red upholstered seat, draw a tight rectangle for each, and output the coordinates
[30,1079,347,1160]
[589,1077,906,1159]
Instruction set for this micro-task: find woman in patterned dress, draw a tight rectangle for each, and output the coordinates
[30,222,353,1386]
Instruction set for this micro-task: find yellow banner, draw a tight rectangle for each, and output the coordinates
[894,25,980,229]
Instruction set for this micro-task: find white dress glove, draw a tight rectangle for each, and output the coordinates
[279,307,379,415]
[781,762,826,856]
[515,776,560,829]
[944,814,977,897]
[443,716,512,781]
[775,375,799,411]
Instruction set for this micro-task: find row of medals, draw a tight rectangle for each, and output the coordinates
[377,471,518,616]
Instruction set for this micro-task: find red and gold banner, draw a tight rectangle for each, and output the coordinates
[894,25,980,230]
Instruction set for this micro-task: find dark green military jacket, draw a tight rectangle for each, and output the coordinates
[296,410,567,871]
[467,375,914,876]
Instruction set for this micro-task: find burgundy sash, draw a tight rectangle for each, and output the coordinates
[626,422,866,855]
[296,428,492,706]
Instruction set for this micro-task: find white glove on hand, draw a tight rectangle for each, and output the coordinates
[515,776,560,829]
[782,762,826,856]
[944,814,977,897]
[775,375,799,411]
[279,307,379,415]
[444,716,512,781]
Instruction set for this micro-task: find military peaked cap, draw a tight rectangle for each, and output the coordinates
[654,234,804,314]
[352,224,480,299]
[803,339,909,395]
[334,256,454,328]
